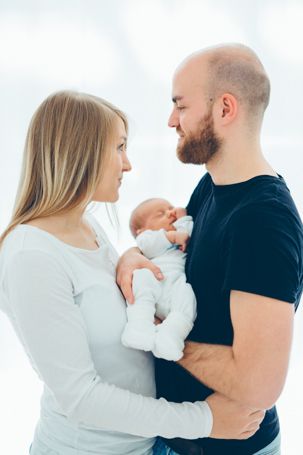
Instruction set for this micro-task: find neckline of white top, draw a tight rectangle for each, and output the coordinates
[18,223,106,254]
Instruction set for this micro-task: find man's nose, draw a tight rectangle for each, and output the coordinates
[168,109,180,128]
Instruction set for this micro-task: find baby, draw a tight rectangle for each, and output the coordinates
[121,198,197,361]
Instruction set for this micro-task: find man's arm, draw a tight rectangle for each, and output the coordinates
[179,290,294,410]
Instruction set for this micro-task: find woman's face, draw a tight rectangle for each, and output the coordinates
[91,116,131,203]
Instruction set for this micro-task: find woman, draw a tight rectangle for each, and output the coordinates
[0,91,264,455]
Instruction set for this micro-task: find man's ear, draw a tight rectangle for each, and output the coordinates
[136,228,145,235]
[214,93,237,126]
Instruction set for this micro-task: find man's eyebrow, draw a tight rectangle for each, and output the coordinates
[172,96,183,103]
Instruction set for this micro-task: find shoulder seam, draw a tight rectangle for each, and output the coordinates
[4,248,72,283]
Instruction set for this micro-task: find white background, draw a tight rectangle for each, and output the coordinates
[0,0,303,453]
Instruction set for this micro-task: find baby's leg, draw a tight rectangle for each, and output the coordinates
[152,273,197,361]
[121,268,162,351]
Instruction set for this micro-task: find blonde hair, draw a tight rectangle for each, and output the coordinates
[0,90,128,250]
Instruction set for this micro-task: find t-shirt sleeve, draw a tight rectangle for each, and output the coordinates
[4,249,212,439]
[222,204,301,304]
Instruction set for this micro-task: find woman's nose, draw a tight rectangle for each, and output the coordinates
[123,154,132,172]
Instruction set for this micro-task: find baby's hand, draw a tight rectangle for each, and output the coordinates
[173,207,187,220]
[174,231,190,252]
[165,231,190,251]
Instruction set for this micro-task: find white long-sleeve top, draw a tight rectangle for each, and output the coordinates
[0,215,212,455]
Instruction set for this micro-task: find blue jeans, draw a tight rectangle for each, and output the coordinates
[30,433,281,455]
[253,432,281,455]
[153,438,179,455]
[153,433,281,455]
[30,439,177,455]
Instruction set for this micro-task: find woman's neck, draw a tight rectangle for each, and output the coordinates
[44,208,87,232]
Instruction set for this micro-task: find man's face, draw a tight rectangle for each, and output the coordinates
[168,60,223,165]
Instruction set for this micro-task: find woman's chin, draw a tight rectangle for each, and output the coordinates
[91,193,119,204]
[111,193,120,203]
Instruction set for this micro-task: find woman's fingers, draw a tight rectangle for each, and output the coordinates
[237,429,259,440]
[249,409,265,424]
[120,273,135,304]
[231,409,265,439]
[206,392,266,440]
[139,256,164,281]
[116,249,164,304]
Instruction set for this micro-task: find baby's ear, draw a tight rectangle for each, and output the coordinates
[136,228,145,235]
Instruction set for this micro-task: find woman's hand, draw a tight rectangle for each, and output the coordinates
[206,392,265,440]
[116,247,164,304]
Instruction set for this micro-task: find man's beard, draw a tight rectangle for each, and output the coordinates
[177,108,223,165]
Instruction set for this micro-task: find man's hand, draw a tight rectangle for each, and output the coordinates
[117,247,164,304]
[205,392,265,440]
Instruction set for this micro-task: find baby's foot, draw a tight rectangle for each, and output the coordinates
[121,319,156,351]
[152,324,184,361]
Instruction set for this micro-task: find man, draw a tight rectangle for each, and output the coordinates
[118,44,303,454]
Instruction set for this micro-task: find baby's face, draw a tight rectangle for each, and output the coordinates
[140,199,177,233]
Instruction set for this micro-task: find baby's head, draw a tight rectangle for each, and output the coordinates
[130,198,176,238]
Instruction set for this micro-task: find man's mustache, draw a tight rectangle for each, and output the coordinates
[176,126,185,136]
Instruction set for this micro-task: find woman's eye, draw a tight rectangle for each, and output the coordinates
[118,143,125,152]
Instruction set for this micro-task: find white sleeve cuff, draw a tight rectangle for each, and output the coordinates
[198,400,213,438]
[136,229,172,259]
[173,216,194,236]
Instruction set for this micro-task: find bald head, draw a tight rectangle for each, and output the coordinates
[177,44,270,128]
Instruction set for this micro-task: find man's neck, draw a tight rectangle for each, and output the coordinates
[206,143,277,186]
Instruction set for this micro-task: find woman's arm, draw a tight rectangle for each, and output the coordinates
[5,249,211,439]
[6,250,263,440]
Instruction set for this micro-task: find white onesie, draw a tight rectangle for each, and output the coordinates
[121,216,197,361]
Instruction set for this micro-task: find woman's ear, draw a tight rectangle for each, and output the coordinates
[215,93,237,126]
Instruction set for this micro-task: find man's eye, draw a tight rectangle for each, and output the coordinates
[177,106,184,111]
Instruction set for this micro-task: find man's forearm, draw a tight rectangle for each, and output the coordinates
[179,341,260,409]
[178,291,293,410]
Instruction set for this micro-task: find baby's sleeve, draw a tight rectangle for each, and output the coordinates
[173,216,194,236]
[136,229,172,259]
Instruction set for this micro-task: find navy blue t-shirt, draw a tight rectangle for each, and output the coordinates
[156,172,303,455]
